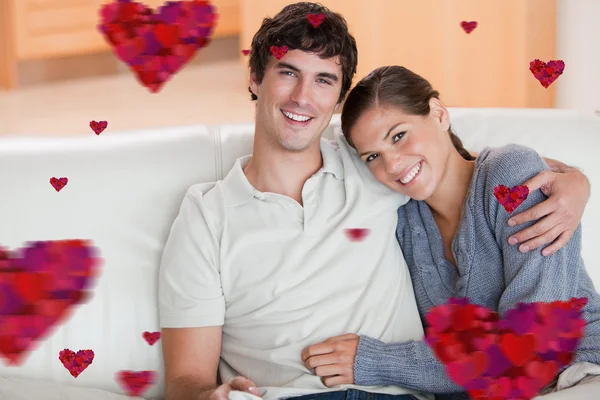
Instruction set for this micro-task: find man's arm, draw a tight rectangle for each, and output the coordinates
[468,150,590,256]
[163,326,223,400]
[159,189,261,400]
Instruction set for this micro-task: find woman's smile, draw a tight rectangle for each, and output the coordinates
[397,161,424,187]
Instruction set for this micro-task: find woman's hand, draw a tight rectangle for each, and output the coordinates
[508,167,590,256]
[301,334,360,387]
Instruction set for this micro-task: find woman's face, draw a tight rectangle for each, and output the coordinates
[349,101,453,200]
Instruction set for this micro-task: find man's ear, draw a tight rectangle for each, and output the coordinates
[429,98,450,131]
[249,71,259,96]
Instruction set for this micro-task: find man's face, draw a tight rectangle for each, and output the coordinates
[250,50,343,152]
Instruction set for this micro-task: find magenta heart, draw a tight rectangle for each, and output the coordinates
[97,1,217,92]
[143,331,161,345]
[493,185,529,213]
[89,120,108,135]
[116,370,157,396]
[49,177,68,192]
[59,348,94,378]
[0,241,102,365]
[425,298,587,399]
[307,13,326,28]
[270,45,289,60]
[529,59,566,88]
[460,21,478,34]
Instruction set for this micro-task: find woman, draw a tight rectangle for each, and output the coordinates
[301,66,600,399]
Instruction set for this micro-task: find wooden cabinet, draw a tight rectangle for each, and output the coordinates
[239,0,557,108]
[0,0,240,88]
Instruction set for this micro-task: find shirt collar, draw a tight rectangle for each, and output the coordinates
[220,138,344,207]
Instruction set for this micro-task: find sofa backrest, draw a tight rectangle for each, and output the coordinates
[0,109,599,399]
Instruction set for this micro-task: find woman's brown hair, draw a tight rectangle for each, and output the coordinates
[340,66,475,161]
[247,2,358,105]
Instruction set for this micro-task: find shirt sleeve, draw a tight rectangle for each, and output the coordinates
[158,185,226,328]
[479,144,583,313]
[355,335,465,394]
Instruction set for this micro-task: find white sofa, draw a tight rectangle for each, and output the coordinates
[0,109,599,400]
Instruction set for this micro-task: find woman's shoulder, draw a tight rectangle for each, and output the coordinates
[475,144,550,185]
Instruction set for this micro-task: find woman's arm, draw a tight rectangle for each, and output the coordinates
[301,334,465,393]
[481,146,582,309]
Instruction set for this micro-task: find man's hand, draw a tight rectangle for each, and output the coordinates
[301,334,359,387]
[209,376,261,400]
[507,166,590,256]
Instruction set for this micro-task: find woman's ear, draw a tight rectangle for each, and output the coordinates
[429,98,450,132]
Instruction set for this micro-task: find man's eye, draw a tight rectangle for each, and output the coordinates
[318,79,331,85]
[281,71,295,77]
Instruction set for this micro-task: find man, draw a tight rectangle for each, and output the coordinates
[158,3,590,400]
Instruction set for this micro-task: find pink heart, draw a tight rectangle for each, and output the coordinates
[460,21,478,34]
[143,331,161,345]
[97,1,217,93]
[0,241,101,365]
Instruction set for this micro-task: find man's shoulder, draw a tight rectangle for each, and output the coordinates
[183,181,226,222]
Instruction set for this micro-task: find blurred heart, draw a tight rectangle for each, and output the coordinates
[494,185,529,213]
[59,348,94,378]
[116,370,157,396]
[307,13,325,28]
[344,228,370,242]
[425,298,587,399]
[241,49,250,56]
[529,59,565,88]
[143,331,161,345]
[98,0,218,93]
[89,120,108,135]
[270,45,288,60]
[0,241,102,365]
[460,21,478,34]
[49,177,69,192]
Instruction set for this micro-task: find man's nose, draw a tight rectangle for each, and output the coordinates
[290,78,312,106]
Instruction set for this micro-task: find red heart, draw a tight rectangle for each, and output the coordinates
[59,349,94,378]
[98,1,217,93]
[446,351,488,386]
[116,370,157,396]
[426,298,587,399]
[89,120,108,135]
[0,240,101,365]
[499,333,535,366]
[270,45,289,60]
[460,21,478,34]
[529,59,565,88]
[493,184,529,213]
[307,13,326,28]
[241,49,250,56]
[143,331,161,345]
[344,228,370,242]
[49,177,68,192]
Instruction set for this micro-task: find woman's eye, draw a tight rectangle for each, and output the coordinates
[392,132,406,143]
[366,154,378,163]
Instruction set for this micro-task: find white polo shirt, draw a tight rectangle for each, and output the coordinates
[158,133,430,400]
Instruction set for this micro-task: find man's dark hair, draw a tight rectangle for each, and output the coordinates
[247,2,358,105]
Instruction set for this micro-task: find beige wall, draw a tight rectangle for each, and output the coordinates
[240,0,556,108]
[556,0,600,114]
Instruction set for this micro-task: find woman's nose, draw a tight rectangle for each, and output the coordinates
[384,154,404,175]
